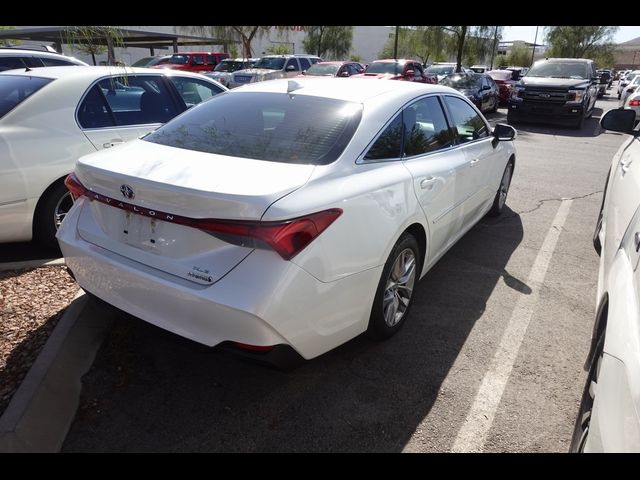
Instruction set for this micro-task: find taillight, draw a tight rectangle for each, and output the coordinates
[196,209,343,260]
[64,173,86,198]
[629,98,640,107]
[65,173,342,260]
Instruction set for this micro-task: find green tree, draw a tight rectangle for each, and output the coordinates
[443,26,500,72]
[178,26,270,58]
[266,44,292,55]
[64,26,124,65]
[379,26,447,64]
[0,26,20,46]
[303,26,353,59]
[507,42,533,67]
[545,26,618,58]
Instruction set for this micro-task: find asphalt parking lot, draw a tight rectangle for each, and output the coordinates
[59,89,626,452]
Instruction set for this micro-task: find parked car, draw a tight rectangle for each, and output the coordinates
[228,54,321,88]
[440,72,500,113]
[620,75,640,106]
[153,52,229,73]
[352,59,437,84]
[131,55,171,68]
[425,62,462,82]
[618,70,640,99]
[57,78,517,369]
[507,58,599,129]
[470,65,488,73]
[300,61,364,77]
[0,47,87,71]
[0,66,227,247]
[203,58,258,87]
[571,108,640,452]
[506,66,529,78]
[596,69,613,97]
[622,88,640,121]
[487,69,519,104]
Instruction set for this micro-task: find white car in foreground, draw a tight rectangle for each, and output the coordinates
[571,108,640,452]
[58,78,516,367]
[0,66,226,247]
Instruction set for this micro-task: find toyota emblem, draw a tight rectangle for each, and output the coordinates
[120,184,135,199]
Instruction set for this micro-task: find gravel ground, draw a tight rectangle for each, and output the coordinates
[0,265,79,416]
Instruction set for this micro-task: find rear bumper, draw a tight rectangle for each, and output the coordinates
[508,100,585,124]
[57,200,381,360]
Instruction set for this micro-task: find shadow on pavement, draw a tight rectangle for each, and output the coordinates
[0,242,61,263]
[63,207,524,452]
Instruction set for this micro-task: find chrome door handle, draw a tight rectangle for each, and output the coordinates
[420,177,436,189]
[470,158,480,166]
[103,140,124,148]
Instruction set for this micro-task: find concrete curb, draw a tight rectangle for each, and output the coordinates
[0,290,113,452]
[0,258,65,272]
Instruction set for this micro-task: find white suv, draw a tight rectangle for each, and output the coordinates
[0,48,87,71]
[228,54,321,88]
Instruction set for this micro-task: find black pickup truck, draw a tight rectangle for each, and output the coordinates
[507,58,599,129]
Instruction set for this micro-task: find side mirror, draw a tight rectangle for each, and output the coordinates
[482,84,491,91]
[286,65,296,71]
[493,123,517,141]
[601,108,637,135]
[339,71,350,77]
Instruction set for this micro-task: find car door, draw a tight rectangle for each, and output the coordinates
[78,74,182,150]
[603,137,640,272]
[441,94,499,226]
[399,95,468,262]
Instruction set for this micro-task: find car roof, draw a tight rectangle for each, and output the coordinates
[536,58,593,63]
[0,65,218,81]
[230,77,454,103]
[0,48,87,64]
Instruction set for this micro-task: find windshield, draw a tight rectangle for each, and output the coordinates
[426,65,455,75]
[169,55,190,65]
[441,74,481,89]
[132,57,154,67]
[214,60,248,72]
[487,70,512,81]
[305,63,340,76]
[145,92,362,165]
[527,61,590,79]
[365,62,401,75]
[253,57,286,70]
[0,75,53,119]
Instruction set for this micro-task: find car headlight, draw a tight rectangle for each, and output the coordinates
[568,89,584,102]
[511,86,525,99]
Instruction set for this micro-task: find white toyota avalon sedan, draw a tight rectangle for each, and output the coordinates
[0,66,226,248]
[58,77,517,367]
[571,108,640,452]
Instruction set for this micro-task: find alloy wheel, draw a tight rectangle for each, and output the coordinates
[382,248,416,327]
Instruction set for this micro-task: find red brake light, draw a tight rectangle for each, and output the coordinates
[64,173,342,260]
[629,98,640,107]
[196,209,343,260]
[64,173,86,198]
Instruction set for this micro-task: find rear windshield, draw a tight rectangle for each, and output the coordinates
[144,91,363,165]
[366,62,401,75]
[426,65,455,75]
[0,75,53,119]
[441,74,481,89]
[305,63,340,76]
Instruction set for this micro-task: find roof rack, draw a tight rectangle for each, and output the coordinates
[0,45,59,53]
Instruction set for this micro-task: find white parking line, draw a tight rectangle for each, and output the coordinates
[450,199,573,452]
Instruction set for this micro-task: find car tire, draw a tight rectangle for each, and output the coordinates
[368,233,421,340]
[574,113,585,130]
[487,159,514,217]
[507,111,517,125]
[491,97,498,112]
[34,181,74,250]
[570,333,604,452]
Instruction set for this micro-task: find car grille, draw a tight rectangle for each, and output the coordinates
[523,89,569,103]
[234,75,253,84]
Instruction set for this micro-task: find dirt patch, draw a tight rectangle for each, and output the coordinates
[0,265,78,416]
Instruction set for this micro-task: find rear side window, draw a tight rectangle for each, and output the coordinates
[40,57,76,67]
[299,57,311,71]
[168,76,224,108]
[363,113,402,160]
[145,91,362,165]
[0,57,28,72]
[0,75,53,118]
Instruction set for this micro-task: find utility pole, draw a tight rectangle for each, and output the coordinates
[530,26,539,66]
[490,25,499,70]
[393,26,399,60]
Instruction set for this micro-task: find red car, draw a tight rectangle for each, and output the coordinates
[153,52,229,73]
[486,69,519,104]
[351,59,437,84]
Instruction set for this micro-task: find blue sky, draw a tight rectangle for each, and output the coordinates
[502,26,640,45]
